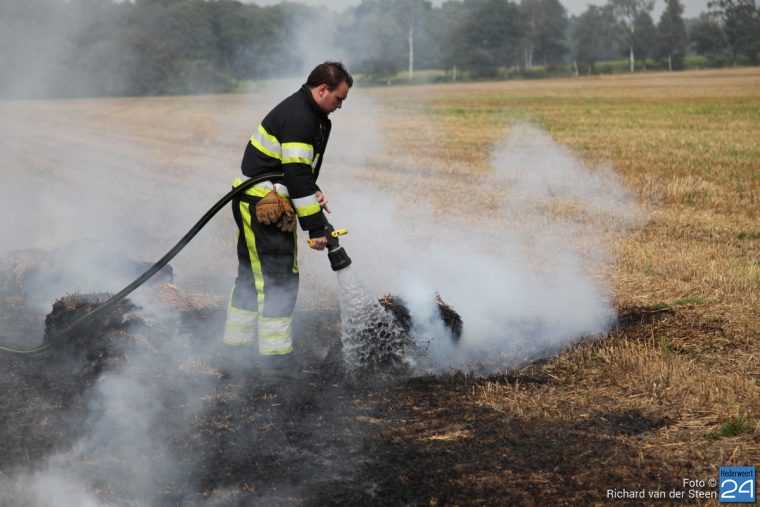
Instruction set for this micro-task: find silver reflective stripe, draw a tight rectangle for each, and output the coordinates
[223,303,257,347]
[311,153,320,170]
[292,193,321,218]
[282,144,314,164]
[259,316,291,337]
[245,180,290,197]
[258,316,293,355]
[274,183,289,197]
[292,194,319,209]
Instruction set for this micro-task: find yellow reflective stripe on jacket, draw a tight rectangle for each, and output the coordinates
[249,124,319,168]
[281,142,314,165]
[291,194,321,217]
[250,124,282,160]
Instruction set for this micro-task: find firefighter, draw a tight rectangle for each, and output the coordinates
[223,61,352,379]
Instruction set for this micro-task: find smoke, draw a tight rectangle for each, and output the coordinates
[0,4,641,501]
[3,374,190,507]
[324,121,642,374]
[0,5,361,505]
[7,467,105,507]
[0,97,641,507]
[0,94,244,507]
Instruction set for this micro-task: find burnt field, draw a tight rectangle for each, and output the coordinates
[1,68,759,505]
[0,280,711,506]
[0,252,747,506]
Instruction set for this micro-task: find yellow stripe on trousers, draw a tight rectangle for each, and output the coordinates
[239,201,266,309]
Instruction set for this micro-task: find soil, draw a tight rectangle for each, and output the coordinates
[0,284,710,506]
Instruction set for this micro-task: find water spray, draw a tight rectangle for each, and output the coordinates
[308,222,417,378]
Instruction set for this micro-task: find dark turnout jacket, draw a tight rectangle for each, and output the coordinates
[241,84,331,235]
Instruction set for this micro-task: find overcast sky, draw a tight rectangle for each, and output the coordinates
[251,0,710,18]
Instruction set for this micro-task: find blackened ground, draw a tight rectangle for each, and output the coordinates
[0,295,699,506]
[0,294,140,473]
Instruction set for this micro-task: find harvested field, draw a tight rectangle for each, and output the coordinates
[1,68,759,504]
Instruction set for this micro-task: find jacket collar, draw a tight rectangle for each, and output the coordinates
[300,84,329,120]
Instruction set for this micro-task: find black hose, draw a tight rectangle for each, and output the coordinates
[0,172,283,355]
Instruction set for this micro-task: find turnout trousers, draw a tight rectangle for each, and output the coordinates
[223,179,298,355]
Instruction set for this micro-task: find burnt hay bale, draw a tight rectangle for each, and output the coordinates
[378,294,462,342]
[44,293,136,345]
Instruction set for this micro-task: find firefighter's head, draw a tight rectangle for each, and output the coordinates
[308,61,352,114]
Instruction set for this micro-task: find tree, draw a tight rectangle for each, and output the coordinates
[66,0,140,97]
[606,0,655,72]
[690,12,729,65]
[437,0,469,77]
[447,0,521,78]
[341,1,407,80]
[387,0,434,79]
[519,0,568,70]
[708,0,760,64]
[657,0,689,70]
[572,6,611,74]
[632,10,657,69]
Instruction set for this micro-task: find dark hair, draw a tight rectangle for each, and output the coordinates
[306,61,353,91]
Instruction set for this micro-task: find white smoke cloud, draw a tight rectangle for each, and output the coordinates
[0,108,238,507]
[0,5,359,505]
[324,121,642,373]
[1,373,181,507]
[6,466,107,507]
[0,20,642,502]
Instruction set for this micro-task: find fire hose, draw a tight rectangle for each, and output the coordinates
[0,172,350,355]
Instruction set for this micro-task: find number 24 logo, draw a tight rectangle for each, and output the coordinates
[720,479,754,499]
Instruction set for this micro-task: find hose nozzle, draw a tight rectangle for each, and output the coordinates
[327,245,351,271]
[308,224,352,271]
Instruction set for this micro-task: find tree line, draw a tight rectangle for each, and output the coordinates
[1,0,759,98]
[573,0,760,74]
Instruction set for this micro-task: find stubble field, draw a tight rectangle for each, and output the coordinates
[0,67,759,505]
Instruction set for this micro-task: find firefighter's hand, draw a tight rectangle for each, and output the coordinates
[308,236,327,250]
[255,190,282,225]
[316,191,330,213]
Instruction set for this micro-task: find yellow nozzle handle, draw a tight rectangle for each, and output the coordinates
[307,228,348,246]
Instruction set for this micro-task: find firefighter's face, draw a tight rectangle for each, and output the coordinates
[315,82,349,114]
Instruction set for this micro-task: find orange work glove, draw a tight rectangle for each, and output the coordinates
[255,190,283,225]
[276,194,296,232]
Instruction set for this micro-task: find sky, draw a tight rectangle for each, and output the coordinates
[250,0,710,18]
